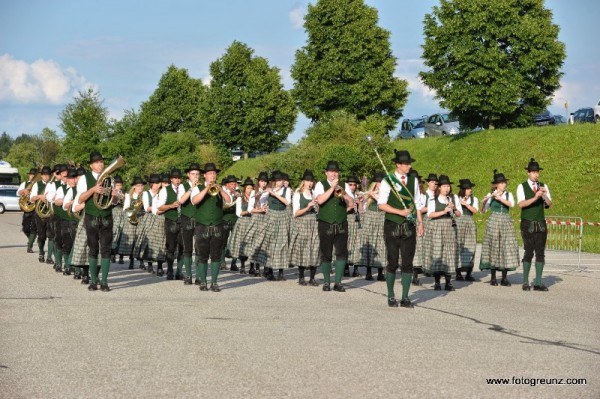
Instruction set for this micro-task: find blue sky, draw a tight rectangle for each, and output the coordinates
[1,0,598,143]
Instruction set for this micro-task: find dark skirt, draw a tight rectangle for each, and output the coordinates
[289,213,320,267]
[256,209,291,269]
[422,217,458,275]
[359,209,386,268]
[479,212,520,271]
[135,213,166,262]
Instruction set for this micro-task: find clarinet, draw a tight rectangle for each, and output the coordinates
[447,194,457,227]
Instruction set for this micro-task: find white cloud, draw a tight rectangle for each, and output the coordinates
[289,4,306,30]
[0,54,93,104]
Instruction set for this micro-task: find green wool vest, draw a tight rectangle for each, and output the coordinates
[462,196,474,216]
[164,185,179,222]
[36,180,47,196]
[180,182,197,219]
[194,184,223,226]
[431,197,451,219]
[268,187,288,211]
[490,192,510,214]
[54,183,68,220]
[300,192,316,215]
[84,172,112,217]
[384,174,416,225]
[521,181,545,221]
[223,196,238,222]
[64,186,79,222]
[317,180,347,224]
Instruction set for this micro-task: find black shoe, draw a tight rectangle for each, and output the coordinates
[63,269,71,276]
[444,284,455,291]
[210,283,221,292]
[500,279,511,287]
[411,277,421,286]
[27,248,34,253]
[88,283,98,291]
[100,284,111,292]
[128,263,134,270]
[434,283,442,291]
[55,266,62,273]
[377,273,386,282]
[298,277,308,286]
[276,272,286,281]
[46,258,54,265]
[490,279,498,286]
[184,278,192,285]
[248,266,255,275]
[266,273,276,281]
[455,274,464,281]
[333,283,345,292]
[522,283,531,291]
[156,267,164,277]
[111,255,116,263]
[38,255,44,263]
[533,284,549,291]
[166,272,174,280]
[239,267,246,275]
[139,263,146,270]
[465,275,477,282]
[400,299,414,308]
[388,297,399,307]
[343,270,351,277]
[308,279,319,287]
[322,283,331,292]
[82,276,90,284]
[230,264,239,272]
[352,270,362,278]
[194,278,200,286]
[147,265,154,274]
[220,263,227,271]
[118,258,124,265]
[199,282,208,291]
[175,272,183,280]
[365,274,373,281]
[74,272,81,280]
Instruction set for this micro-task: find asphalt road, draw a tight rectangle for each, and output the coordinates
[1,212,599,399]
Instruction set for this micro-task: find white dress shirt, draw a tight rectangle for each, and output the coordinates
[516,179,552,203]
[377,172,421,206]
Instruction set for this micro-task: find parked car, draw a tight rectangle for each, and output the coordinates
[533,110,555,126]
[552,114,568,124]
[0,186,19,213]
[424,113,465,136]
[398,117,427,139]
[594,99,600,123]
[572,107,595,123]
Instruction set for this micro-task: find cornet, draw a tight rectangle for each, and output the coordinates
[334,186,346,198]
[207,183,221,196]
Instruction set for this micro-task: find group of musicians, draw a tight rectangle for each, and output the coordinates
[16,150,552,307]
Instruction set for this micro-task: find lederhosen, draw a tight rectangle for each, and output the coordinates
[520,181,548,263]
[382,174,417,274]
[180,182,196,258]
[83,171,113,259]
[163,185,182,264]
[194,184,223,263]
[422,196,458,275]
[21,180,37,238]
[61,186,79,259]
[34,180,50,251]
[317,180,348,263]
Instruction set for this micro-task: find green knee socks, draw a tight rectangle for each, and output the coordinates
[89,257,98,285]
[522,262,531,284]
[334,260,346,284]
[386,271,395,299]
[400,272,412,301]
[210,262,220,284]
[198,263,208,283]
[534,262,544,286]
[184,256,192,279]
[101,258,110,285]
[321,262,332,283]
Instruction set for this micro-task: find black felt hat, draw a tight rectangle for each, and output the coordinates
[324,160,340,172]
[113,175,123,184]
[148,173,161,184]
[459,179,476,189]
[437,175,454,185]
[301,169,316,181]
[40,166,51,175]
[131,176,146,186]
[257,171,269,182]
[241,177,254,187]
[425,173,438,182]
[346,175,360,184]
[67,168,78,178]
[223,175,238,184]
[170,168,183,178]
[391,149,415,164]
[185,163,201,173]
[88,151,105,163]
[161,173,171,183]
[76,167,86,176]
[270,170,284,181]
[200,163,221,174]
[371,172,385,183]
[491,170,509,184]
[525,158,543,171]
[28,167,38,175]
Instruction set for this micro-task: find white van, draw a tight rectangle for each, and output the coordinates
[0,161,21,186]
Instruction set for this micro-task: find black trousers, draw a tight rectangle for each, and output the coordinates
[84,214,113,259]
[180,215,195,257]
[194,224,223,263]
[164,218,183,261]
[221,220,236,254]
[383,219,416,274]
[52,215,63,252]
[35,214,50,248]
[318,220,348,263]
[22,212,37,237]
[520,219,547,263]
[61,219,78,255]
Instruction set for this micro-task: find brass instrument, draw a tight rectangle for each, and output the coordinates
[19,173,42,212]
[93,155,126,210]
[35,175,56,219]
[334,186,346,198]
[365,182,378,208]
[207,183,221,197]
[67,207,82,220]
[125,197,144,226]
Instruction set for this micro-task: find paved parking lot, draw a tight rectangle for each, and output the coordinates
[1,212,599,398]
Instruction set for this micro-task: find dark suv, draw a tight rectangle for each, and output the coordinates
[572,107,595,123]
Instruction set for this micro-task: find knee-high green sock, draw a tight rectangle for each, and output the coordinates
[198,263,208,283]
[210,262,220,284]
[176,255,183,274]
[55,250,63,269]
[27,234,36,250]
[65,253,71,272]
[401,272,412,300]
[522,262,531,284]
[89,257,98,285]
[321,262,331,283]
[184,256,192,278]
[534,262,544,286]
[101,258,110,285]
[47,240,54,260]
[166,258,174,274]
[38,241,45,256]
[334,260,346,284]
[386,271,396,299]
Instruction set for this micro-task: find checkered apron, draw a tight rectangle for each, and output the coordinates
[135,213,166,262]
[111,206,125,250]
[70,213,89,266]
[412,215,429,270]
[359,209,386,268]
[247,212,267,263]
[229,215,253,258]
[347,213,362,264]
[289,213,320,267]
[479,212,520,271]
[456,214,477,268]
[117,215,140,256]
[422,217,458,274]
[256,209,291,269]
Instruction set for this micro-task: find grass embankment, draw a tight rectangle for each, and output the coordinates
[224,123,600,253]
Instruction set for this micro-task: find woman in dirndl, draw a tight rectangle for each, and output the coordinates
[409,169,427,285]
[246,171,269,277]
[360,172,386,281]
[289,170,320,286]
[70,167,90,284]
[456,178,479,281]
[257,171,292,281]
[422,175,462,291]
[118,176,145,269]
[479,170,520,286]
[135,173,166,275]
[110,175,126,265]
[228,177,255,274]
[344,174,364,277]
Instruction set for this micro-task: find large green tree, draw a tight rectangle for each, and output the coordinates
[59,87,109,165]
[5,128,62,171]
[291,0,408,132]
[200,41,297,154]
[419,0,565,129]
[0,132,13,159]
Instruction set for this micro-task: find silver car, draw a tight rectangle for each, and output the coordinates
[424,113,461,136]
[398,117,427,139]
[0,186,19,213]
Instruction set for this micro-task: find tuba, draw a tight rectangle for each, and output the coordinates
[93,155,126,210]
[125,197,144,226]
[35,175,56,219]
[19,173,42,212]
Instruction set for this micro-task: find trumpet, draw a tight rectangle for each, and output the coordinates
[334,186,346,198]
[93,155,126,210]
[207,183,220,196]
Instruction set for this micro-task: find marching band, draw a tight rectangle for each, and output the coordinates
[18,151,553,306]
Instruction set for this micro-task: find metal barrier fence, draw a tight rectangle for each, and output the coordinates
[545,216,584,271]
